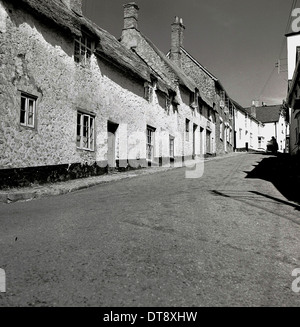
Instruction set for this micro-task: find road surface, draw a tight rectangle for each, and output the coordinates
[0,153,300,306]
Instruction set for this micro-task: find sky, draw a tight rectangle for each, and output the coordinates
[82,0,295,108]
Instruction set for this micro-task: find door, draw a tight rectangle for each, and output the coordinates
[193,124,197,158]
[206,130,211,154]
[200,127,204,156]
[107,121,119,167]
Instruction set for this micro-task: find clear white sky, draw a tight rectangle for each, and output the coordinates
[82,0,295,107]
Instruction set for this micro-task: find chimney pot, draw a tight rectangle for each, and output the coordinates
[170,16,185,67]
[123,2,139,30]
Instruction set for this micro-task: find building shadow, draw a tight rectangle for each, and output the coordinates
[245,154,300,205]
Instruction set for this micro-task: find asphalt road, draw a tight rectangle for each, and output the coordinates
[0,153,300,307]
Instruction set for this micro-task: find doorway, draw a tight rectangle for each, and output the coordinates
[107,121,119,167]
[193,124,197,159]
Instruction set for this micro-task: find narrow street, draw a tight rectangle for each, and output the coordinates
[0,153,300,307]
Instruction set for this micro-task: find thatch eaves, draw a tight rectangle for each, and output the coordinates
[93,29,151,83]
[8,0,154,84]
[9,0,82,36]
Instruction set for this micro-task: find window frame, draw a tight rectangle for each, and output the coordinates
[20,93,37,129]
[219,118,223,140]
[74,34,93,66]
[146,125,156,161]
[76,111,95,152]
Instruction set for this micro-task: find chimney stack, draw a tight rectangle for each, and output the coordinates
[170,16,185,67]
[123,2,139,31]
[62,0,82,16]
[251,100,257,118]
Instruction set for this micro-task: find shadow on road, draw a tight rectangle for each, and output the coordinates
[245,154,300,205]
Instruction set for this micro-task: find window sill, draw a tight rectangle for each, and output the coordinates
[76,147,95,153]
[20,124,36,130]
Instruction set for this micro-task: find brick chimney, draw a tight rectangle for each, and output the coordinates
[251,100,258,118]
[170,16,185,67]
[123,2,139,31]
[62,0,82,16]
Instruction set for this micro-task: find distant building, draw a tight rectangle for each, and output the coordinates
[232,101,265,152]
[120,7,216,159]
[165,17,235,156]
[245,104,288,153]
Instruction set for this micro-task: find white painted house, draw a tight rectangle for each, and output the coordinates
[245,104,288,153]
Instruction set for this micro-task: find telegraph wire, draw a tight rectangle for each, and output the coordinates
[257,67,276,101]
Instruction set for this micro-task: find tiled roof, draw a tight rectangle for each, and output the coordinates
[244,105,282,123]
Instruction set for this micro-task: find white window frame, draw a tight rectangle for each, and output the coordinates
[220,119,223,140]
[20,93,37,128]
[74,34,93,66]
[76,112,95,151]
[146,125,156,161]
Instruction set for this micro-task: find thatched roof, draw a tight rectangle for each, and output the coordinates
[8,0,156,84]
[8,0,213,104]
[9,0,82,36]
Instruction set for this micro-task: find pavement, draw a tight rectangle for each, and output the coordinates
[0,152,244,204]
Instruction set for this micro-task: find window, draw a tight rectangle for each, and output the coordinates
[190,90,198,109]
[239,128,242,140]
[146,126,155,161]
[76,112,95,151]
[20,93,37,128]
[185,119,190,141]
[226,126,230,143]
[170,136,175,158]
[74,35,92,65]
[207,108,211,121]
[220,91,225,109]
[199,100,203,114]
[220,119,223,140]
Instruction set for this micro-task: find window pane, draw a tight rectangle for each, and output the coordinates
[90,118,94,149]
[83,116,88,137]
[28,99,34,126]
[82,115,89,148]
[20,97,26,124]
[77,114,81,136]
[170,138,174,157]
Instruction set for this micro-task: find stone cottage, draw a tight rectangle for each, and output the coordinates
[165,17,235,156]
[120,4,216,160]
[0,0,219,187]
